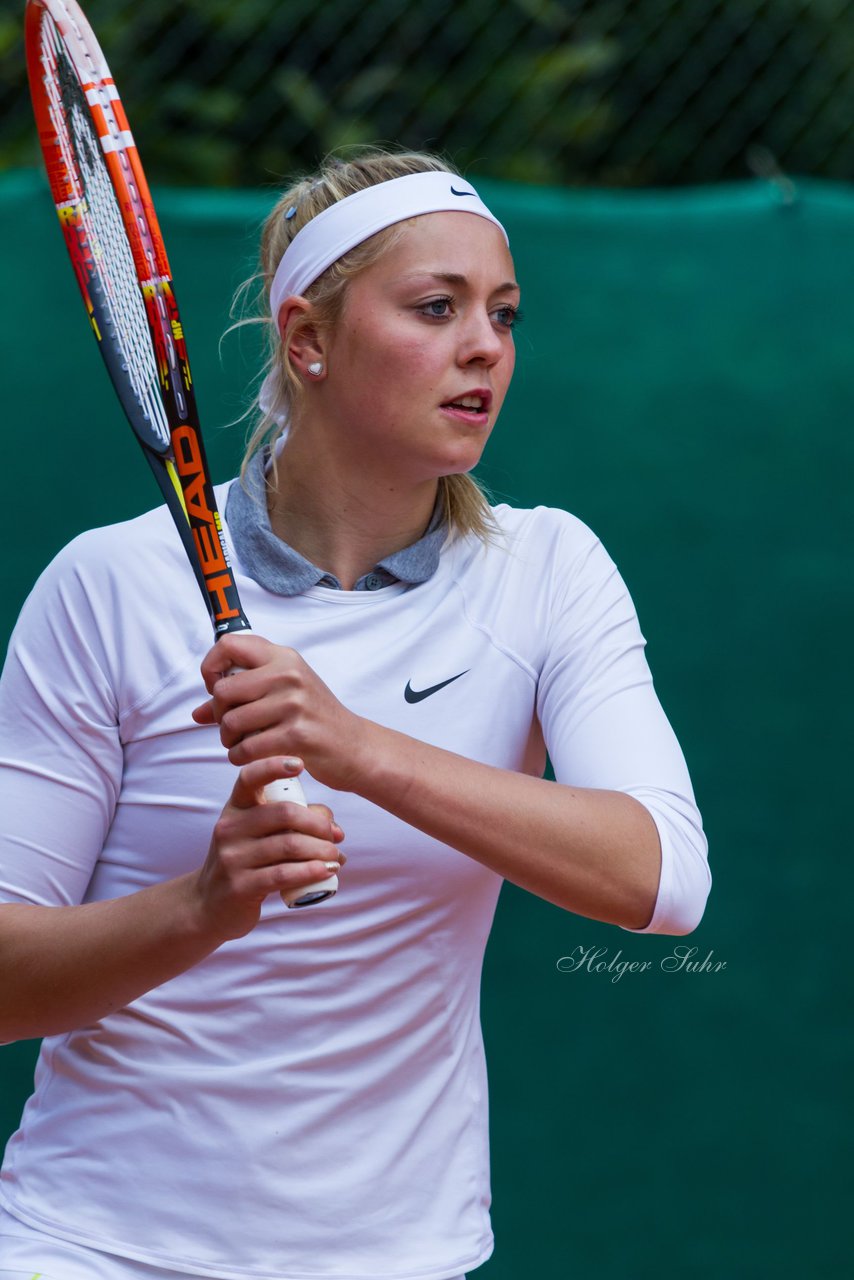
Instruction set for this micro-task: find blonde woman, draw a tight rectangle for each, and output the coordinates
[0,150,710,1280]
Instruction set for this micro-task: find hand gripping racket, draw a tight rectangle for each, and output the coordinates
[25,0,337,908]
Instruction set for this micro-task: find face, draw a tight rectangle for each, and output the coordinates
[313,211,519,487]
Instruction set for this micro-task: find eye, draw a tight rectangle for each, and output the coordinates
[418,295,454,319]
[493,304,523,330]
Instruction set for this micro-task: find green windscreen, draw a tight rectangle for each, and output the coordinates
[0,170,850,1277]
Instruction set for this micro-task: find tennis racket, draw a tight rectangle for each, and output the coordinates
[25,0,337,908]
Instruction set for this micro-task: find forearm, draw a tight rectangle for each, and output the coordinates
[355,721,662,930]
[0,875,222,1042]
[1,758,345,1043]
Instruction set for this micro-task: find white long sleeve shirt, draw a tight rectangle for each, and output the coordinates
[0,491,709,1279]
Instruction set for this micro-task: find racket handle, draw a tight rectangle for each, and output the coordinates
[263,772,339,909]
[227,661,338,909]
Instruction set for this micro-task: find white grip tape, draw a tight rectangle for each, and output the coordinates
[263,771,339,908]
[228,663,338,909]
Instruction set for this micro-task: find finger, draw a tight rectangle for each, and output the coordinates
[192,675,284,730]
[225,727,310,768]
[265,858,341,900]
[240,830,344,871]
[222,799,345,852]
[218,695,296,747]
[191,698,217,725]
[228,757,305,809]
[199,634,274,693]
[224,769,345,856]
[218,855,341,906]
[308,803,346,843]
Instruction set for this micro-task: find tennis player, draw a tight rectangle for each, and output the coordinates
[0,149,710,1279]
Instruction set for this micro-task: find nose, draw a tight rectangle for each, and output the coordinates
[457,307,506,367]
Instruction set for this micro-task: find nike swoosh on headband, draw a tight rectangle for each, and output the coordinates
[450,186,476,197]
[404,671,469,703]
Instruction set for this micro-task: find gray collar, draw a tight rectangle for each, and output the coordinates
[225,448,447,597]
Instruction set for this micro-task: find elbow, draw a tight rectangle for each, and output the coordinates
[0,1028,33,1048]
[660,833,712,935]
[0,1003,40,1045]
[0,1006,79,1043]
[657,894,710,937]
[627,877,710,936]
[0,1001,49,1044]
[620,882,709,936]
[622,794,711,936]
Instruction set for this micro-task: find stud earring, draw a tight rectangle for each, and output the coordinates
[307,361,324,377]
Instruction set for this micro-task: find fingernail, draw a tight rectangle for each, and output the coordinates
[332,823,345,839]
[282,757,303,770]
[323,862,340,874]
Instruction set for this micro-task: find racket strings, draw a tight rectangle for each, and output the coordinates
[41,17,170,449]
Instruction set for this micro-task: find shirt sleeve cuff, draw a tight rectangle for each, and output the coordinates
[620,790,711,936]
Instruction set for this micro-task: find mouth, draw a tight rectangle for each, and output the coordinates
[439,389,493,421]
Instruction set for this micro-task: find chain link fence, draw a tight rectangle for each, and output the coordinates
[2,0,853,187]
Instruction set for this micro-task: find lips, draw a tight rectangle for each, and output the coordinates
[440,388,493,413]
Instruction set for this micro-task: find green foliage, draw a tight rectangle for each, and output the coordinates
[2,0,853,186]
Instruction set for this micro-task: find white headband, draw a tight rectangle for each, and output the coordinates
[268,170,508,321]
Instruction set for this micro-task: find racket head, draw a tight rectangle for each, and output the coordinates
[25,0,249,638]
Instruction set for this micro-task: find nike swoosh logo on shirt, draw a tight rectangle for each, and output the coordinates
[404,671,469,703]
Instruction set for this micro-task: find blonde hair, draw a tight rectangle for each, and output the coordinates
[237,148,499,543]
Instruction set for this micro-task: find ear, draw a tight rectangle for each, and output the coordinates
[276,296,324,378]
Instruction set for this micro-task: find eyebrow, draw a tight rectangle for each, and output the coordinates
[395,271,520,294]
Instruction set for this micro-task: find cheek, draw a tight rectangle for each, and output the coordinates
[384,322,442,370]
[491,345,516,411]
[349,312,446,374]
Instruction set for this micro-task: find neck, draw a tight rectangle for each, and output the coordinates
[266,432,439,591]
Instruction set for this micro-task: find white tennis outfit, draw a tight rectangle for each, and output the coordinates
[0,489,709,1279]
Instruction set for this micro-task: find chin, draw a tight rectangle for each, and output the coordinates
[445,463,480,479]
[435,446,488,477]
